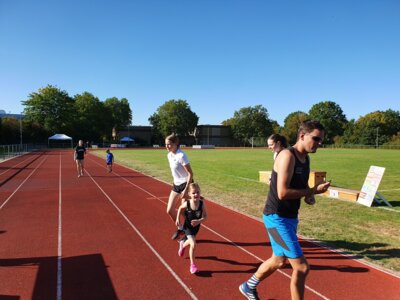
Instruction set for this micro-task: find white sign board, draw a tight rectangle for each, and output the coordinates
[357,166,385,207]
[329,189,339,198]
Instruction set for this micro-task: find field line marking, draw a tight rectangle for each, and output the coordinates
[57,152,63,300]
[88,158,330,299]
[84,168,198,300]
[377,207,400,213]
[0,156,47,210]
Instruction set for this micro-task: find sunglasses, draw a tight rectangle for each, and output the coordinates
[306,134,323,143]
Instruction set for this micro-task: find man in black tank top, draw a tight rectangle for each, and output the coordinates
[240,120,331,300]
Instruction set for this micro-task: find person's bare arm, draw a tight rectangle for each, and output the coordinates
[275,150,330,200]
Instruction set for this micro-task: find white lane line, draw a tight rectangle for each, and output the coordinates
[57,152,63,300]
[0,154,37,176]
[379,188,400,192]
[0,156,47,210]
[378,207,400,213]
[204,225,330,300]
[88,158,330,299]
[84,168,198,300]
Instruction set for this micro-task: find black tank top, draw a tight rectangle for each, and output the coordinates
[263,147,310,218]
[184,199,203,228]
[75,146,86,160]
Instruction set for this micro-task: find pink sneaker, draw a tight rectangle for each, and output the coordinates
[190,263,198,274]
[178,240,185,257]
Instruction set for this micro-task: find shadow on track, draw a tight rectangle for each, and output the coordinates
[0,253,117,300]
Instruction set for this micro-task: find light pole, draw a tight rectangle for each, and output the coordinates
[19,113,22,149]
[376,127,379,148]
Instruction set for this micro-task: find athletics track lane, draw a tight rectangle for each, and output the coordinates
[0,150,399,299]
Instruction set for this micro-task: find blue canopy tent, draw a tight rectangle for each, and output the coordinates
[120,137,134,143]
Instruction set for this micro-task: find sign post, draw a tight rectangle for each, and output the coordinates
[357,166,391,207]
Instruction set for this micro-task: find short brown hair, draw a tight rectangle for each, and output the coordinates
[298,120,325,138]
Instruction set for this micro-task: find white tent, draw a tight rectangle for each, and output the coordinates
[48,133,73,148]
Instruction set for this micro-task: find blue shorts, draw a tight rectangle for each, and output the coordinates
[263,214,303,259]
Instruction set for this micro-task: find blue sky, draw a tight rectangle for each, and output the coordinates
[1,0,399,126]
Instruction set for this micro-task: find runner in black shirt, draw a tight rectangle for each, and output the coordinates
[240,120,331,300]
[74,140,86,177]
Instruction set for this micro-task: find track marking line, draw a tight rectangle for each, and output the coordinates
[57,152,63,300]
[0,154,36,176]
[204,225,330,300]
[146,196,168,200]
[88,158,330,299]
[120,160,400,279]
[84,168,198,300]
[0,156,47,210]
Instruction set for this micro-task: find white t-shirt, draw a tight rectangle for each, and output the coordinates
[168,149,190,185]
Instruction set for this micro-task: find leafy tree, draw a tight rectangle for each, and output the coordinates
[0,117,20,144]
[308,101,348,144]
[270,120,281,134]
[342,119,358,144]
[74,92,106,141]
[104,97,132,134]
[22,85,75,135]
[221,118,235,126]
[227,105,273,146]
[23,120,49,144]
[149,99,199,142]
[384,132,400,146]
[350,110,400,146]
[281,111,309,145]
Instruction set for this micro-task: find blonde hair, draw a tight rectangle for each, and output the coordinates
[188,182,201,194]
[165,133,180,146]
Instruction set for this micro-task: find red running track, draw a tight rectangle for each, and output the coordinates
[0,150,398,299]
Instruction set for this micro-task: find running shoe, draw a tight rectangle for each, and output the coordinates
[190,263,198,274]
[239,282,259,300]
[178,240,185,257]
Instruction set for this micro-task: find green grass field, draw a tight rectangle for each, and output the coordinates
[93,147,400,273]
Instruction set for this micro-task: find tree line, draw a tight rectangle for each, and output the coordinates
[1,84,399,147]
[0,85,131,145]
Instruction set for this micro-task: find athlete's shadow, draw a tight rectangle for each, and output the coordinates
[193,255,260,277]
[0,253,117,299]
[0,295,19,299]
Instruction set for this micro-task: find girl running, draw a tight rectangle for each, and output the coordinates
[165,133,194,240]
[175,182,208,274]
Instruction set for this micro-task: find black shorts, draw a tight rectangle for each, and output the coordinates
[172,182,187,193]
[183,224,200,237]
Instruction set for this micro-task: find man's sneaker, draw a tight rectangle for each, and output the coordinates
[178,240,185,257]
[190,263,198,274]
[239,282,259,300]
[171,229,183,240]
